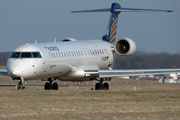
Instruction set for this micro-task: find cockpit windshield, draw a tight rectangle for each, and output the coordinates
[32,52,42,58]
[9,52,21,58]
[9,52,42,58]
[21,52,32,58]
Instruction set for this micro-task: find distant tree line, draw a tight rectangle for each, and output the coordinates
[0,51,180,69]
[114,51,180,69]
[0,52,11,66]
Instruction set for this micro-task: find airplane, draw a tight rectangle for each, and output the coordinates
[0,3,179,90]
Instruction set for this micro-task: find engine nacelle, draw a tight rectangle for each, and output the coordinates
[61,38,77,42]
[115,38,136,57]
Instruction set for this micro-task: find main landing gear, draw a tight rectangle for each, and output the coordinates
[44,78,58,90]
[95,78,109,90]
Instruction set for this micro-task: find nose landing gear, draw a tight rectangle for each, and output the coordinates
[17,77,25,90]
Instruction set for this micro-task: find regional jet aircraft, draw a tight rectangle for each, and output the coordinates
[0,3,179,90]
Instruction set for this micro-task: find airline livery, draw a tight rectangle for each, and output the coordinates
[0,3,179,90]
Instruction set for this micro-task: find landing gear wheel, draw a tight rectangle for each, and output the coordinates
[52,82,58,90]
[17,86,25,90]
[44,82,50,90]
[103,83,109,90]
[17,77,25,90]
[95,83,100,90]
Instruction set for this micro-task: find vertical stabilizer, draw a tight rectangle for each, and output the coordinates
[102,3,121,45]
[72,2,172,45]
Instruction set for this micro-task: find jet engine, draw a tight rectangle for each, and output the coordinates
[115,38,136,57]
[61,38,77,42]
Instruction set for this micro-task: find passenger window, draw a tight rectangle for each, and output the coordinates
[71,51,74,56]
[53,53,56,58]
[10,52,20,58]
[21,52,32,58]
[84,51,87,55]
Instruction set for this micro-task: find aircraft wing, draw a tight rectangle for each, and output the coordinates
[0,69,9,76]
[97,69,180,78]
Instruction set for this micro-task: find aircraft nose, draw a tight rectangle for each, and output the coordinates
[8,66,23,77]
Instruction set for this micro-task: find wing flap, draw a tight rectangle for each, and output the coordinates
[98,69,180,78]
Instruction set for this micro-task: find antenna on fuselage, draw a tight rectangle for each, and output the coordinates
[54,38,56,43]
[35,39,37,44]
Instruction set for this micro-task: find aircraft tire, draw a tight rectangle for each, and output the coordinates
[95,83,100,90]
[44,82,50,90]
[103,83,109,90]
[52,82,58,90]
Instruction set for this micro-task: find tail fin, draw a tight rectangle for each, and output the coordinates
[72,3,172,45]
[102,3,121,45]
[72,3,121,45]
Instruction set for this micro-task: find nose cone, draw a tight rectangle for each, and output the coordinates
[7,66,23,77]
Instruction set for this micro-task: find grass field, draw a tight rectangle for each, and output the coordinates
[0,66,180,120]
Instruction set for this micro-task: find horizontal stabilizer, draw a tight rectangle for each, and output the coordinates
[72,8,173,13]
[114,8,173,12]
[71,8,111,13]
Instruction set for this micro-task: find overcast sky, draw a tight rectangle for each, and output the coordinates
[0,0,179,53]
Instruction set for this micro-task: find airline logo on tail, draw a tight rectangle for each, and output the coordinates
[110,18,118,45]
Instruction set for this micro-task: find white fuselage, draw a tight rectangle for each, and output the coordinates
[6,40,115,81]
